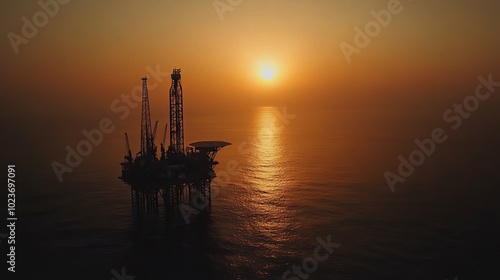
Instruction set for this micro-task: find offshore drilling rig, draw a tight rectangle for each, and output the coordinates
[119,69,230,214]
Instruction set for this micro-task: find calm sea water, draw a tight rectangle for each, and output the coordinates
[6,106,500,279]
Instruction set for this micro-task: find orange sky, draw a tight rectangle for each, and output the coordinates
[1,0,499,120]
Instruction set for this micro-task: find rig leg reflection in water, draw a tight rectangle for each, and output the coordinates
[125,175,214,218]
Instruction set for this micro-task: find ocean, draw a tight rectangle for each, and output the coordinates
[4,105,500,280]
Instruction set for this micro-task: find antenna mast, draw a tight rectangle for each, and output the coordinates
[140,76,155,159]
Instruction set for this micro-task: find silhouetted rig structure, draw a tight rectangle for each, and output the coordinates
[119,69,230,214]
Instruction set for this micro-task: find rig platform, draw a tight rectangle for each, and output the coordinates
[119,69,230,214]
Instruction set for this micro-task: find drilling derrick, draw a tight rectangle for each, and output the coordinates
[169,69,184,154]
[140,76,155,160]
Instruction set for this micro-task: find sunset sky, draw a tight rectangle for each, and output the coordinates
[1,0,499,123]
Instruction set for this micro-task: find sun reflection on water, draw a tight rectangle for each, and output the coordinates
[243,107,297,247]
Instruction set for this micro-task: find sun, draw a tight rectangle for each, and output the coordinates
[261,66,276,80]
